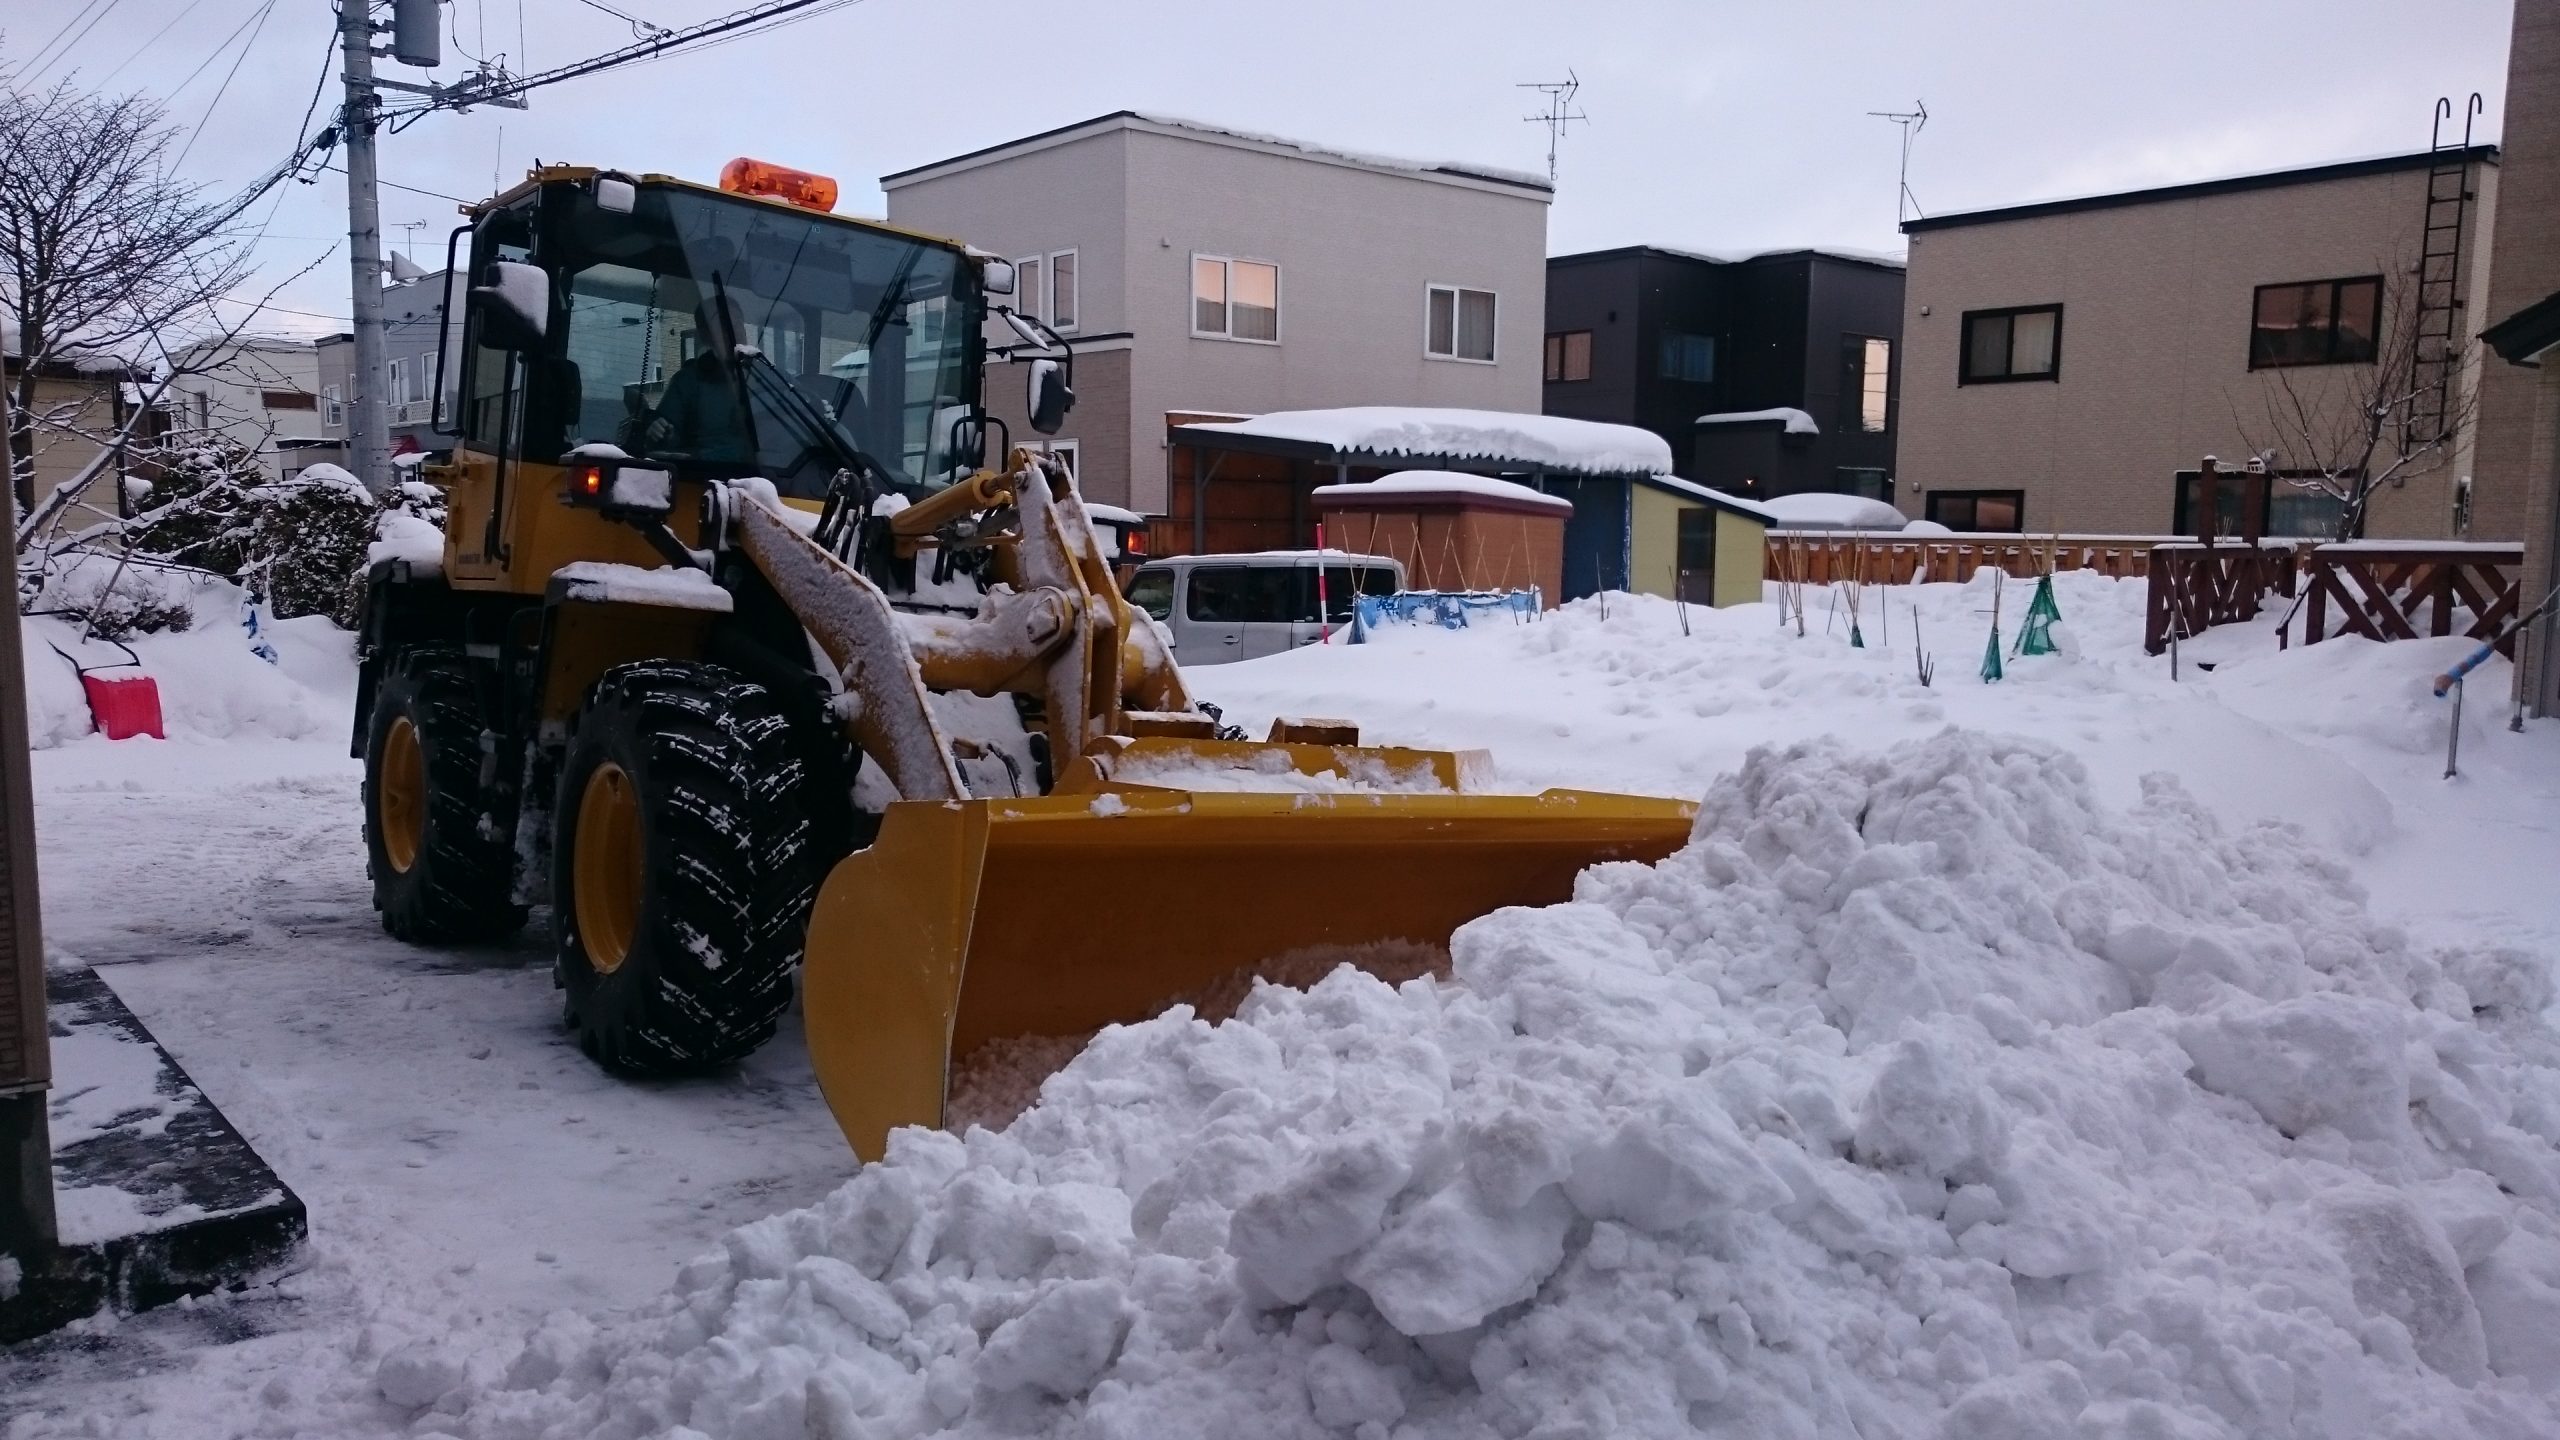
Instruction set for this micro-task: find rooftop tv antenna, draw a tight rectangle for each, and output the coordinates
[1869,100,1928,225]
[1520,72,1587,186]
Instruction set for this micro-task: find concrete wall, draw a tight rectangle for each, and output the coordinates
[888,118,1549,514]
[1896,156,2498,537]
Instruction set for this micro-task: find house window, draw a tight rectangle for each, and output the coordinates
[1843,335,1891,432]
[2249,276,2381,368]
[323,385,343,428]
[1017,250,1078,331]
[2171,469,2353,538]
[1035,438,1078,478]
[1657,331,1714,383]
[1543,330,1592,382]
[1675,507,1714,572]
[1958,305,2061,383]
[1925,489,2026,532]
[1049,250,1076,331]
[1426,285,1497,362]
[1194,255,1279,342]
[1017,256,1042,326]
[261,389,317,411]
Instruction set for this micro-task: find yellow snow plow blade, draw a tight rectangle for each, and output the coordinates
[803,784,1698,1161]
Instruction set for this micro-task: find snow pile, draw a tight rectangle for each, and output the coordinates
[1179,408,1674,478]
[1763,492,1909,530]
[16,579,357,748]
[371,511,446,570]
[450,730,2560,1439]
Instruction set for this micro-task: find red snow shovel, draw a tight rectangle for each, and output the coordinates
[50,640,166,740]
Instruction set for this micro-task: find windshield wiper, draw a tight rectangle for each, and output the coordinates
[736,346,888,485]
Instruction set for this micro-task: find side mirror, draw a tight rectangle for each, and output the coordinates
[469,260,549,353]
[979,257,1017,297]
[1027,357,1073,435]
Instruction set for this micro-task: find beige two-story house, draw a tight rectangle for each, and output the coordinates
[1894,147,2501,538]
[880,112,1551,518]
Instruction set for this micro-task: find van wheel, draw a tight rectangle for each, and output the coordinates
[363,648,525,943]
[552,660,816,1073]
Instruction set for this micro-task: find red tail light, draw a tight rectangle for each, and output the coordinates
[576,465,606,499]
[1123,529,1148,556]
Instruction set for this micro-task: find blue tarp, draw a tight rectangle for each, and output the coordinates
[1353,589,1542,639]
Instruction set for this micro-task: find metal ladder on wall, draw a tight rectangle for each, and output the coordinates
[2408,94,2484,448]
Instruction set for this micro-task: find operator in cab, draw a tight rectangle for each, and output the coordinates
[629,292,755,465]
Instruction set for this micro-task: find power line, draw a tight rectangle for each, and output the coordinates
[319,165,472,205]
[173,0,277,172]
[568,0,670,39]
[25,0,130,84]
[380,0,863,124]
[159,0,271,106]
[21,0,118,80]
[95,0,212,88]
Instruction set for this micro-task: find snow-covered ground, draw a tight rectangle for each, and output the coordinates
[4,569,2557,1438]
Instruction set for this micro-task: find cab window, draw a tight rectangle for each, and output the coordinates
[1124,567,1174,621]
[1185,566,1296,624]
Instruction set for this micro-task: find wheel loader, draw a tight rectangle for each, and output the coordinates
[355,158,1697,1161]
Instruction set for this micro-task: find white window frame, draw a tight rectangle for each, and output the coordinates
[1424,283,1499,364]
[323,384,344,428]
[387,358,407,409]
[1046,248,1078,333]
[1014,255,1044,324]
[1192,253,1282,345]
[1035,438,1079,477]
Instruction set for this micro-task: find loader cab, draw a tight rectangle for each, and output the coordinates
[435,165,997,590]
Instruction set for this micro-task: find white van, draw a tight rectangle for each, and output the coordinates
[1122,551,1405,663]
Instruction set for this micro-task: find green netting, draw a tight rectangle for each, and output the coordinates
[1849,620,1866,649]
[2016,574,2061,657]
[1981,624,2005,683]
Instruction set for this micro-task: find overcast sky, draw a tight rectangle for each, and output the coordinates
[4,0,2520,338]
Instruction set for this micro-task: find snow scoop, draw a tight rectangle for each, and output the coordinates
[49,640,165,741]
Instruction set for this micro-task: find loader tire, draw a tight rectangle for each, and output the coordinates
[364,648,527,944]
[553,660,817,1074]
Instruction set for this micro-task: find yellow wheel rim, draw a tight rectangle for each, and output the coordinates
[573,761,644,975]
[379,716,426,875]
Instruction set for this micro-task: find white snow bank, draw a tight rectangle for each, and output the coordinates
[1179,407,1674,478]
[294,461,370,499]
[1762,492,1909,530]
[1313,470,1573,514]
[450,730,2560,1439]
[1696,405,1820,435]
[369,511,445,571]
[16,581,357,749]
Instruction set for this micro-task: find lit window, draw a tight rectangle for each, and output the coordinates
[1842,336,1891,432]
[1427,285,1497,362]
[1544,330,1592,382]
[1194,255,1279,342]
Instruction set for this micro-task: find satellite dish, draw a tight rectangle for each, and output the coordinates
[387,253,428,284]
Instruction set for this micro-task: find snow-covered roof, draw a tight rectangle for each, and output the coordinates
[1174,407,1673,478]
[1558,243,1906,271]
[1758,492,1907,530]
[1312,470,1573,515]
[1636,473,1779,523]
[884,111,1551,195]
[1084,501,1145,525]
[1697,407,1820,436]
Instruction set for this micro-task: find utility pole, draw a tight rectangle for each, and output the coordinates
[340,0,392,497]
[0,372,58,1266]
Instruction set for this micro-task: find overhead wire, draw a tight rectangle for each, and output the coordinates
[20,0,116,76]
[157,0,272,105]
[172,0,276,171]
[94,0,211,88]
[22,0,122,82]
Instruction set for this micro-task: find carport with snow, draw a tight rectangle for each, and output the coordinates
[1161,407,1676,569]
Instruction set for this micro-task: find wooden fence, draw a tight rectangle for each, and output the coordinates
[2291,543,2524,655]
[2143,543,2300,656]
[1764,531,2164,587]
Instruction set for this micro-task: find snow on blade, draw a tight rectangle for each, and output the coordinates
[447,730,2560,1439]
